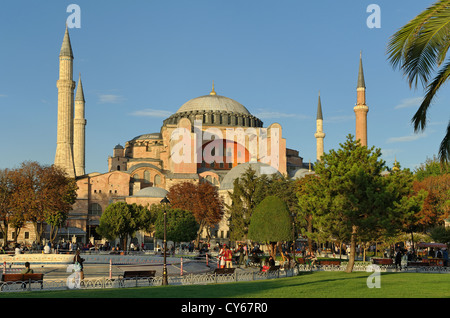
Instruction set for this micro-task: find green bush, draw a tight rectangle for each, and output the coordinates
[248,195,292,243]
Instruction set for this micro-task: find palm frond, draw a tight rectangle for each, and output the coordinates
[439,121,450,163]
[412,59,450,131]
[386,0,450,89]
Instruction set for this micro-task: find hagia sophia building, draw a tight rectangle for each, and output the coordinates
[54,27,369,246]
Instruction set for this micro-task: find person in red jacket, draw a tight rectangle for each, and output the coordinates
[224,245,233,268]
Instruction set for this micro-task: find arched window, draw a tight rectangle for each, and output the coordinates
[144,170,151,183]
[88,203,102,216]
[154,174,161,186]
[133,173,140,182]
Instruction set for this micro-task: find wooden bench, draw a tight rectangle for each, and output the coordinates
[372,258,393,265]
[214,268,236,275]
[0,273,44,290]
[318,260,342,266]
[118,270,156,286]
[120,270,156,279]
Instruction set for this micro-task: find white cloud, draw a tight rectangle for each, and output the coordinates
[98,94,125,104]
[381,148,401,158]
[130,108,173,118]
[387,132,427,143]
[253,108,309,120]
[394,97,422,110]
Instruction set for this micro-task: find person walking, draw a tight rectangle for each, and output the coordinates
[73,249,85,280]
[395,248,403,271]
[243,244,249,268]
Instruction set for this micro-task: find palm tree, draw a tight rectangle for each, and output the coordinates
[386,0,450,163]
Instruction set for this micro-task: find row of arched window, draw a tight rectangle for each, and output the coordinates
[132,170,161,185]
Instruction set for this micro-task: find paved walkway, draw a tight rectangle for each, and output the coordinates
[31,259,259,281]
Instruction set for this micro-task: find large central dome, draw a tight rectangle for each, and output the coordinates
[176,94,251,115]
[162,84,263,128]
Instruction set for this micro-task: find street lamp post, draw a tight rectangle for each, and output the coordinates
[160,196,170,285]
[292,213,296,265]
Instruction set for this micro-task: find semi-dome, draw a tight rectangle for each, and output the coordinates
[176,94,251,115]
[132,186,168,198]
[220,161,282,190]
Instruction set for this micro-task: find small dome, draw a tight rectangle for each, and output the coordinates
[176,94,251,115]
[132,187,168,198]
[220,162,282,190]
[114,144,124,149]
[292,168,315,179]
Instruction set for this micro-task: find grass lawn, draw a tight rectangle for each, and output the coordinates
[1,271,449,299]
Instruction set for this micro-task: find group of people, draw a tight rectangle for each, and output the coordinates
[217,243,254,268]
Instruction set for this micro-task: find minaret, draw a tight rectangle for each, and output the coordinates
[354,51,369,147]
[74,73,86,176]
[54,25,76,178]
[314,91,325,161]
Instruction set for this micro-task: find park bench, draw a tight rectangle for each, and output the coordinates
[120,270,156,279]
[0,273,44,290]
[372,258,393,265]
[214,268,236,275]
[318,260,342,266]
[118,270,156,287]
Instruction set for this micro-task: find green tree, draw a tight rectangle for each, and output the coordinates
[227,168,297,241]
[97,202,147,250]
[415,155,450,181]
[226,168,267,241]
[387,0,450,162]
[309,135,419,272]
[248,195,292,258]
[428,225,450,244]
[154,206,199,244]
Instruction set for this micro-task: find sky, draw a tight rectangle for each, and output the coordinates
[0,0,448,174]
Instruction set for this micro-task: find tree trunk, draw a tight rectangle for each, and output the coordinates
[345,226,357,273]
[266,242,276,258]
[32,221,44,244]
[1,221,7,247]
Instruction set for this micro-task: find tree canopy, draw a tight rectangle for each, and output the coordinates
[97,202,148,250]
[299,135,424,272]
[0,161,77,245]
[248,195,292,258]
[154,205,199,244]
[168,181,223,246]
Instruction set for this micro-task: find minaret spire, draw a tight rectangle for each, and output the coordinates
[357,51,365,89]
[74,73,86,176]
[354,51,369,147]
[55,26,76,178]
[314,91,325,161]
[60,24,74,58]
